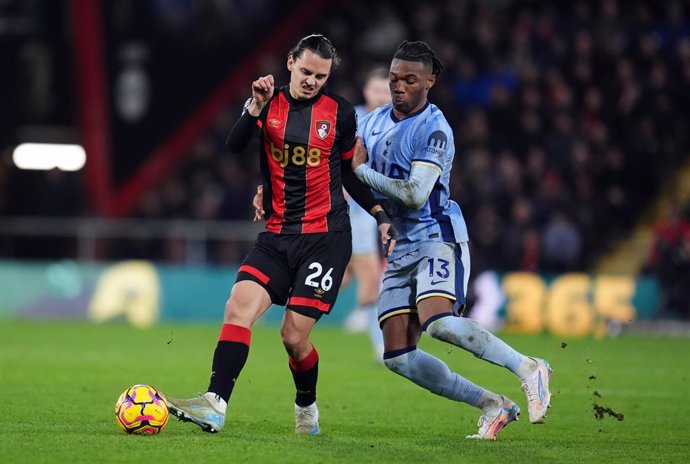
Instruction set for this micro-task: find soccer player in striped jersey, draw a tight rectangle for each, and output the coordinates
[352,41,552,440]
[167,34,396,435]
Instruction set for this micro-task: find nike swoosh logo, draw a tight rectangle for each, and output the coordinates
[538,372,546,402]
[371,130,383,135]
[430,280,446,285]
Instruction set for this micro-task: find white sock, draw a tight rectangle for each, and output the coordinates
[425,314,526,374]
[477,390,505,412]
[383,348,485,408]
[515,357,538,379]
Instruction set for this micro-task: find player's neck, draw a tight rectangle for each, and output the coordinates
[288,84,320,102]
[393,100,428,121]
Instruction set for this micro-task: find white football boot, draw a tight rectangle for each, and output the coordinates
[466,396,520,440]
[520,357,553,423]
[294,402,320,435]
[168,392,226,433]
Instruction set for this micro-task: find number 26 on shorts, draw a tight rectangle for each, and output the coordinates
[304,262,334,291]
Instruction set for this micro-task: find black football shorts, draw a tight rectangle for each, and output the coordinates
[236,231,353,320]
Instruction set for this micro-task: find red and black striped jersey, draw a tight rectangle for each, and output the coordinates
[254,86,356,234]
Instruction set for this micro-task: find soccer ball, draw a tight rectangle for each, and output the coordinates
[115,384,169,435]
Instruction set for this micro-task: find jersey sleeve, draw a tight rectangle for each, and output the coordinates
[226,96,270,153]
[338,101,357,160]
[411,115,451,175]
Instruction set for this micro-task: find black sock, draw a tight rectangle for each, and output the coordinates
[289,346,319,407]
[207,324,251,404]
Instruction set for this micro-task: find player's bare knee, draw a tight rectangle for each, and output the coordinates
[280,326,307,352]
[224,296,258,326]
[223,298,239,323]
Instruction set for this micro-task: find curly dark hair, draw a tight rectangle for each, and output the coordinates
[393,40,444,76]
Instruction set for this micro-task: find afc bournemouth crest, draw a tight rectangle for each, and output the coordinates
[316,120,331,140]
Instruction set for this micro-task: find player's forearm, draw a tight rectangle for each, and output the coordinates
[245,98,265,117]
[354,163,438,210]
[342,159,379,213]
[226,111,258,154]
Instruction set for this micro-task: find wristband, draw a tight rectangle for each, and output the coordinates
[374,210,398,243]
[374,210,391,226]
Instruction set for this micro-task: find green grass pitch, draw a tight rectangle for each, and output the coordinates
[1,320,689,463]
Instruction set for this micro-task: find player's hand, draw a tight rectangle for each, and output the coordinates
[352,137,367,170]
[252,185,265,221]
[379,222,398,256]
[248,75,274,115]
[373,209,398,257]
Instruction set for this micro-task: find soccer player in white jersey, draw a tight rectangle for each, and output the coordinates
[351,40,553,440]
[342,66,392,359]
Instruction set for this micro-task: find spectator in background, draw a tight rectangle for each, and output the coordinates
[501,197,540,272]
[541,210,583,272]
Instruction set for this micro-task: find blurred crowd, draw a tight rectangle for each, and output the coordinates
[2,0,690,276]
[645,202,690,319]
[137,0,690,273]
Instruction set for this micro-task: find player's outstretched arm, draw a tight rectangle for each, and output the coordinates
[352,139,439,209]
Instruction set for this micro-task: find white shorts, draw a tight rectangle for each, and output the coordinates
[378,241,470,324]
[348,197,379,256]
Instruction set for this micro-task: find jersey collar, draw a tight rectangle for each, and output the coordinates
[283,85,325,107]
[390,101,430,123]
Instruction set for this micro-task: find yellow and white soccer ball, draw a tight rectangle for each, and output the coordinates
[115,384,169,435]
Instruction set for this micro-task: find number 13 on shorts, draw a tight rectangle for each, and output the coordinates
[416,242,470,312]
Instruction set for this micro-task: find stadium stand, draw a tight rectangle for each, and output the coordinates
[2,0,690,277]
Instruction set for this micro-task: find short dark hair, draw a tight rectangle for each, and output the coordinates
[288,34,341,68]
[393,40,445,76]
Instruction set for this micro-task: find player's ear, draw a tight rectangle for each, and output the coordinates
[287,54,294,72]
[426,74,437,90]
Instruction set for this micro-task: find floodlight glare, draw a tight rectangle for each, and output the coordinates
[12,143,86,171]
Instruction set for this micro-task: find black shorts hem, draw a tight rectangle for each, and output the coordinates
[235,272,287,306]
[287,305,324,321]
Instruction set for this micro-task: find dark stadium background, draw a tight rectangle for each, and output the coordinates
[1,0,690,328]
